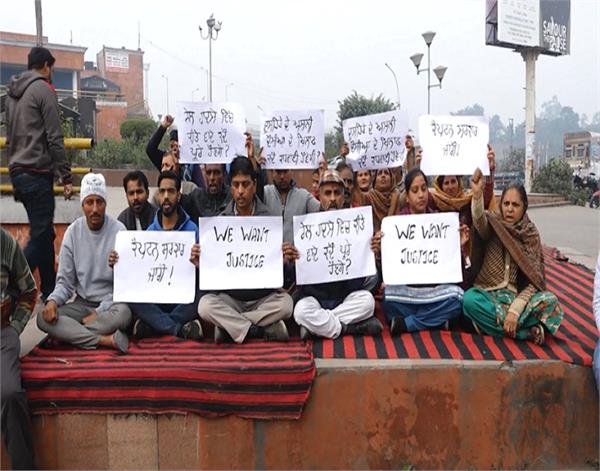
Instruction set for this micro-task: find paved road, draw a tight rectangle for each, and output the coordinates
[528,205,599,270]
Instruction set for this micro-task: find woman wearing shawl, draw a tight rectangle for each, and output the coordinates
[462,169,563,345]
[429,144,497,226]
[353,168,400,232]
[355,170,372,193]
[372,168,470,334]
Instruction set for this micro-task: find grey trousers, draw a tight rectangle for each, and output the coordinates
[1,326,35,470]
[198,292,293,343]
[37,297,131,349]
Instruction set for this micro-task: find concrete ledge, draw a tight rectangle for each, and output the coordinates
[2,360,597,470]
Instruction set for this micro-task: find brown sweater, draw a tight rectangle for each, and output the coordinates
[472,196,536,316]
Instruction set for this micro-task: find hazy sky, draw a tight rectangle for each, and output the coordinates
[3,0,599,133]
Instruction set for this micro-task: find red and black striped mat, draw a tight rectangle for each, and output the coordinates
[21,340,316,419]
[312,247,598,366]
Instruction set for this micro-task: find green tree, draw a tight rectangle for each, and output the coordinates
[120,118,156,145]
[532,158,573,196]
[498,148,525,173]
[336,90,396,133]
[450,103,485,116]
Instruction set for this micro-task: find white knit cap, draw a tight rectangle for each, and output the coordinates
[80,173,107,203]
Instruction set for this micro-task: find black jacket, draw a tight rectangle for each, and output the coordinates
[117,202,158,230]
[181,185,232,220]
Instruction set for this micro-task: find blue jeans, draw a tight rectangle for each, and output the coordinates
[11,172,56,298]
[131,302,197,336]
[382,297,462,332]
[593,340,600,393]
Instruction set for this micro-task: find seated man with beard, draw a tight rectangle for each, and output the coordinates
[283,170,383,339]
[117,170,157,230]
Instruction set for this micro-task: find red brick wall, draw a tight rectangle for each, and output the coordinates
[98,48,144,108]
[95,104,128,141]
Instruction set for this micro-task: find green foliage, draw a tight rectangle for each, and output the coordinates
[325,130,343,162]
[451,103,484,116]
[76,138,154,170]
[120,118,157,145]
[570,187,592,206]
[531,158,573,196]
[336,90,396,132]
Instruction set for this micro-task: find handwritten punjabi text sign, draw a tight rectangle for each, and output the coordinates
[113,231,196,303]
[419,115,490,176]
[342,110,409,170]
[260,110,324,169]
[293,207,376,285]
[176,101,246,164]
[198,216,283,290]
[381,212,462,285]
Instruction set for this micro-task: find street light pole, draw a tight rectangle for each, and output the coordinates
[199,14,222,101]
[384,63,400,109]
[161,74,169,114]
[410,31,447,114]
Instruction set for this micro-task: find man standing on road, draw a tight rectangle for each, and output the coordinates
[5,46,73,301]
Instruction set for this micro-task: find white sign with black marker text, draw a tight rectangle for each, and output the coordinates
[419,115,490,176]
[198,216,283,290]
[113,231,196,303]
[260,110,324,169]
[176,101,246,164]
[381,212,462,285]
[293,207,376,285]
[343,110,409,170]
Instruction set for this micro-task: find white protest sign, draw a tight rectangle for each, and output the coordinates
[176,101,246,164]
[381,212,462,285]
[419,115,490,176]
[113,231,196,303]
[198,216,283,290]
[293,207,376,285]
[260,110,324,169]
[342,110,409,170]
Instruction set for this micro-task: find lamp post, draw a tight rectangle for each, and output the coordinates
[410,31,447,114]
[384,62,400,109]
[199,14,222,101]
[161,74,169,114]
[225,82,234,101]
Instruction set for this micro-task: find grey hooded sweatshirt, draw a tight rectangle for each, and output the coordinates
[5,70,72,183]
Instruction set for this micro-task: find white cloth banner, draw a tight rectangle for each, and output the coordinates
[293,207,376,285]
[260,110,324,169]
[381,212,462,285]
[342,110,409,170]
[198,216,283,290]
[419,115,490,176]
[113,231,196,303]
[176,101,246,164]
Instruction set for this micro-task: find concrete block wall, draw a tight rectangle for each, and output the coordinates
[2,360,598,469]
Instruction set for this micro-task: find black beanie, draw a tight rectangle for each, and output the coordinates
[28,47,56,70]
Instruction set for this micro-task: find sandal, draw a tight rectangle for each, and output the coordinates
[529,325,545,346]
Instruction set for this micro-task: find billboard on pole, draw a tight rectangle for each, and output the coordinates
[485,0,570,56]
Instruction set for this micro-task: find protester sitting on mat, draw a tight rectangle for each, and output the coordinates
[374,168,469,335]
[335,162,356,209]
[146,114,205,188]
[117,170,157,230]
[197,156,293,344]
[284,169,382,339]
[38,173,132,353]
[114,171,202,342]
[356,169,373,194]
[264,167,319,289]
[352,167,400,232]
[428,145,497,261]
[462,169,564,345]
[1,228,37,469]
